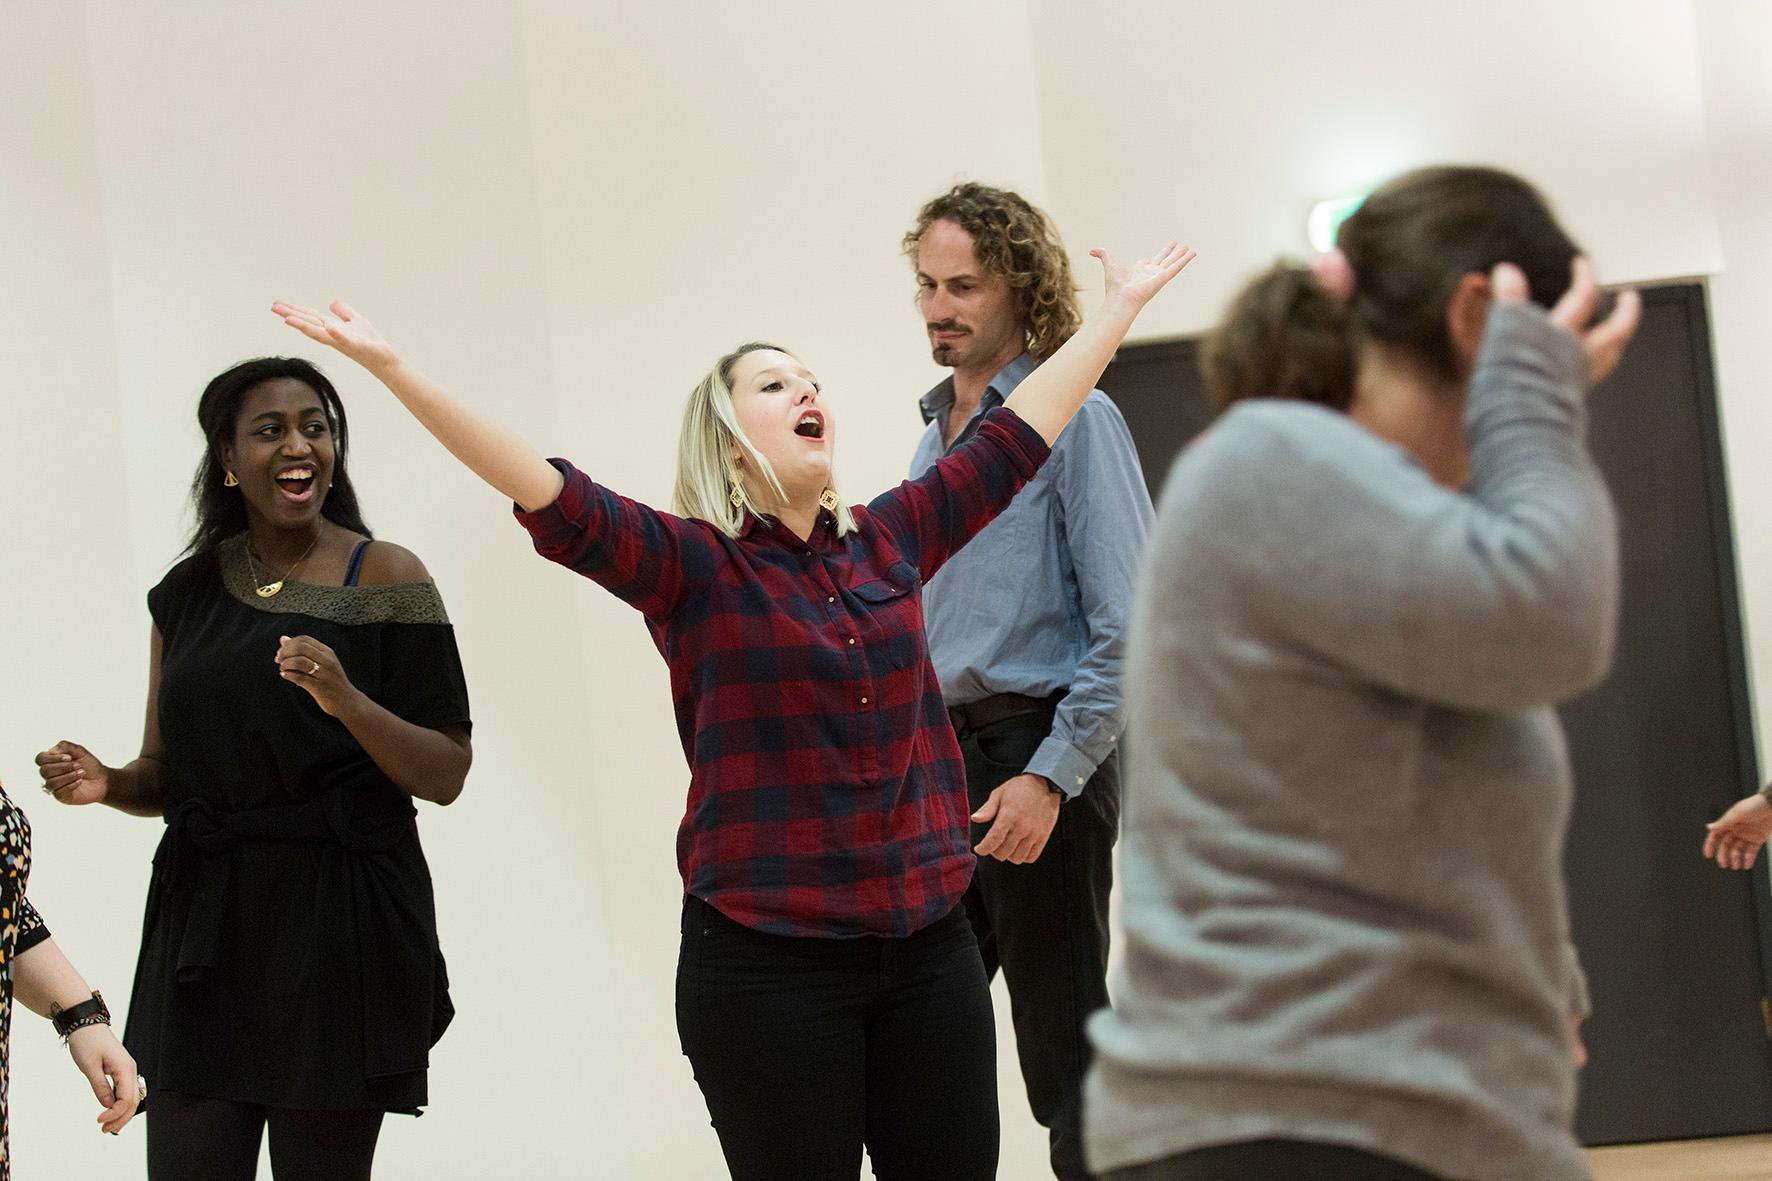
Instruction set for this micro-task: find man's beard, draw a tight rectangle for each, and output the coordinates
[929,324,967,367]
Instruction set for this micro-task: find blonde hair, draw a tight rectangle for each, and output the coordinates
[672,341,857,539]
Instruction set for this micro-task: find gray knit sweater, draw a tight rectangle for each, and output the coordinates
[1085,303,1616,1181]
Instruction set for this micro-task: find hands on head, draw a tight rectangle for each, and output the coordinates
[1489,257,1640,386]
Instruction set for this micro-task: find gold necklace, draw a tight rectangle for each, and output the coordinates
[245,532,322,598]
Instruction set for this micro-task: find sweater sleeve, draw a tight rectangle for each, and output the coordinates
[1224,302,1619,712]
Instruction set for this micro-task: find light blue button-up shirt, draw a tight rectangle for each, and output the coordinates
[912,353,1154,798]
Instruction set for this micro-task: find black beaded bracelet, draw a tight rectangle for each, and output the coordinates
[50,991,110,1042]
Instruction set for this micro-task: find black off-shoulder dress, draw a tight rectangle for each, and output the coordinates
[126,535,470,1114]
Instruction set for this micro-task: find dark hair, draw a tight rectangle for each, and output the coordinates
[903,182,1082,361]
[1204,165,1582,410]
[183,357,371,560]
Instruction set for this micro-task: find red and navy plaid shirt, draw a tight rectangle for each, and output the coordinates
[515,407,1050,938]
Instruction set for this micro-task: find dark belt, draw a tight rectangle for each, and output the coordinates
[152,794,416,983]
[947,690,1065,735]
[137,791,450,1086]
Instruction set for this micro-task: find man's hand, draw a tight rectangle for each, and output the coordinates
[1704,793,1772,870]
[972,773,1062,864]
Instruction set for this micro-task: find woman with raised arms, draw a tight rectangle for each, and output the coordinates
[273,237,1191,1180]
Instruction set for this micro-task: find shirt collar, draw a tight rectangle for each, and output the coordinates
[739,506,839,548]
[918,352,1039,425]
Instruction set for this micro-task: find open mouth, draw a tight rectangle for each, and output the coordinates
[794,412,825,440]
[275,466,317,502]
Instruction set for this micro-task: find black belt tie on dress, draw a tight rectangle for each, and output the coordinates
[144,791,450,1084]
[155,794,415,982]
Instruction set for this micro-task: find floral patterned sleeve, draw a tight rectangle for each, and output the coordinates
[14,898,48,956]
[3,784,51,954]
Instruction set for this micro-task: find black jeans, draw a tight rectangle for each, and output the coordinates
[675,894,998,1180]
[146,1090,384,1180]
[955,704,1119,1181]
[1103,1140,1447,1180]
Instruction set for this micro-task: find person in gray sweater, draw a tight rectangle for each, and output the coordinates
[1085,166,1641,1181]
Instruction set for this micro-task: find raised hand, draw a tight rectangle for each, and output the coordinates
[36,741,109,807]
[272,300,398,375]
[1490,257,1641,385]
[1091,241,1197,311]
[275,296,564,511]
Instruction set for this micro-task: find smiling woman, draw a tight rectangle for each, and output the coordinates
[35,356,473,1180]
[272,239,1190,1180]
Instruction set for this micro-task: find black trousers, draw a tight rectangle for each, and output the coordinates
[1102,1140,1447,1180]
[954,704,1119,1181]
[675,894,999,1180]
[146,1090,384,1181]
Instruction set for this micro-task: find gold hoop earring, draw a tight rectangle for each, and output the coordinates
[223,470,239,487]
[818,488,840,513]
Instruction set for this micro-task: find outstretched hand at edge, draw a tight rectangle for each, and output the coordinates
[1704,793,1772,870]
[1093,241,1197,311]
[273,300,399,375]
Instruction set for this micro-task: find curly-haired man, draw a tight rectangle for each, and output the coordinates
[904,183,1154,1180]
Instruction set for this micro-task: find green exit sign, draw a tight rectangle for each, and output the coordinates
[1307,194,1367,253]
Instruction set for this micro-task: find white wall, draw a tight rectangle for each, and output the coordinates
[2,9,149,1172]
[1,2,1761,1178]
[1028,0,1722,330]
[1694,0,1772,757]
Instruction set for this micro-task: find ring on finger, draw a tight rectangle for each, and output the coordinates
[306,658,320,676]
